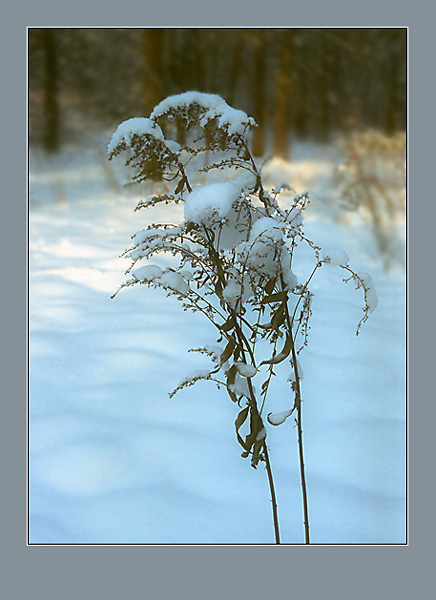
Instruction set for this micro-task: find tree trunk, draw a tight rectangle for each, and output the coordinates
[226,30,245,106]
[318,34,331,142]
[385,51,400,134]
[273,34,293,159]
[143,28,164,115]
[252,30,267,158]
[294,39,309,139]
[42,29,59,153]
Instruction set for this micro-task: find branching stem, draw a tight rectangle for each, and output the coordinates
[284,303,310,544]
[235,325,281,544]
[263,438,281,545]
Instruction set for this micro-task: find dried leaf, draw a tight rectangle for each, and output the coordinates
[226,364,238,387]
[227,389,238,403]
[250,438,265,469]
[235,406,249,449]
[262,291,288,304]
[244,409,263,456]
[260,332,292,366]
[220,315,236,332]
[264,278,276,296]
[271,302,286,330]
[174,178,185,194]
[220,338,237,367]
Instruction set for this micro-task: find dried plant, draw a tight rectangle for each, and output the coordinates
[335,129,406,269]
[109,92,377,544]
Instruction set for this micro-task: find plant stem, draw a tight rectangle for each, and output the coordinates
[274,270,310,544]
[248,378,281,545]
[233,141,309,543]
[263,440,281,544]
[235,327,281,545]
[285,306,310,544]
[296,402,310,544]
[189,143,281,543]
[196,208,281,544]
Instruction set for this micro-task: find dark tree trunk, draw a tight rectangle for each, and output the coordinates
[294,38,309,139]
[252,30,267,158]
[385,51,400,134]
[192,30,206,92]
[273,33,294,158]
[42,29,59,153]
[318,34,331,142]
[143,28,164,115]
[226,30,245,106]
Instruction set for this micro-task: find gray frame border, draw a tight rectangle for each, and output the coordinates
[7,1,428,597]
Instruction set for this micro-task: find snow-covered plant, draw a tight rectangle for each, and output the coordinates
[109,92,377,544]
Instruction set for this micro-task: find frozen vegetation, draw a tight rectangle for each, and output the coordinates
[29,119,406,544]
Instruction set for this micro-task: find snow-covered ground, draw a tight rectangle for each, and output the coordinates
[28,135,406,544]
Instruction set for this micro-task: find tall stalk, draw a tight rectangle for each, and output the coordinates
[296,402,310,544]
[284,302,310,544]
[234,298,281,544]
[248,145,310,544]
[185,153,282,543]
[262,440,281,544]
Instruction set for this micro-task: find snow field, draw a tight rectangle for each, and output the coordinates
[29,138,406,544]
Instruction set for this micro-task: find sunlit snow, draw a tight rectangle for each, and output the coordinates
[29,136,406,544]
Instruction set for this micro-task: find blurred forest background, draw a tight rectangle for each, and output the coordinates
[28,28,407,270]
[28,28,406,156]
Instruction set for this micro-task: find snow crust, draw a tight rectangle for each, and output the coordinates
[133,264,163,281]
[250,217,284,244]
[133,226,182,245]
[107,117,181,156]
[159,271,189,295]
[229,374,252,399]
[150,91,256,136]
[359,272,378,313]
[177,369,212,387]
[267,408,294,426]
[321,247,350,266]
[184,182,240,225]
[235,362,257,378]
[244,217,294,285]
[280,251,298,290]
[203,345,223,362]
[222,279,241,309]
[131,264,188,294]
